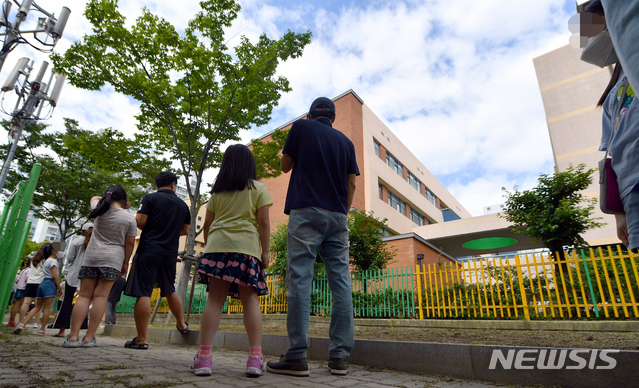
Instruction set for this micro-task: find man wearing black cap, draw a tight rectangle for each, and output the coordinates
[266,97,359,377]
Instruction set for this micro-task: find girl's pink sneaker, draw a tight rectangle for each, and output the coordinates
[245,354,265,377]
[191,351,212,376]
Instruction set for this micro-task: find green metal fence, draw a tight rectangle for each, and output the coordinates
[114,267,418,319]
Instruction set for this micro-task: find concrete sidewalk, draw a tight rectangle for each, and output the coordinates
[0,326,514,388]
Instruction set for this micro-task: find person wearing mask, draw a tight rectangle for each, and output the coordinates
[580,4,639,252]
[63,186,137,348]
[20,253,45,328]
[14,242,65,335]
[7,259,30,327]
[51,224,93,337]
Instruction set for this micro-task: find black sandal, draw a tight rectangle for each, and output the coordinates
[124,337,149,350]
[177,322,189,334]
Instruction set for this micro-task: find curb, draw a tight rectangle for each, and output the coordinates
[112,314,639,332]
[104,325,639,388]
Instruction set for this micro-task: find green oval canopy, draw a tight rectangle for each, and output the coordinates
[462,237,518,250]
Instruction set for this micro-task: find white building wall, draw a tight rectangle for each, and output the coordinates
[361,104,471,234]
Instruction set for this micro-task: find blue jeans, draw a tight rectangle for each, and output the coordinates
[623,185,639,250]
[285,207,354,360]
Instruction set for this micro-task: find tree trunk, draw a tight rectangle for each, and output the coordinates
[166,193,199,324]
[547,242,569,281]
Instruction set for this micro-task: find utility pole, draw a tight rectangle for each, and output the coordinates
[0,58,66,193]
[0,0,70,72]
[0,1,70,194]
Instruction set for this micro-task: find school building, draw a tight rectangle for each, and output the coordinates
[532,45,620,246]
[255,90,473,268]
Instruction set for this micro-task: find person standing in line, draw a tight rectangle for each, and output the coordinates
[581,4,639,252]
[14,242,65,335]
[104,275,126,325]
[20,254,44,328]
[7,259,30,327]
[190,144,272,377]
[51,224,93,337]
[599,0,639,91]
[63,186,137,348]
[123,171,191,349]
[266,97,359,377]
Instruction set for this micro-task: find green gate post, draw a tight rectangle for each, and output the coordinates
[0,181,26,288]
[0,221,31,315]
[580,249,600,318]
[0,164,40,315]
[0,200,13,243]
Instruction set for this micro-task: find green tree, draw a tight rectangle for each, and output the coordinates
[51,0,312,303]
[1,119,136,241]
[348,210,397,272]
[251,128,289,179]
[267,211,396,278]
[501,164,604,272]
[21,240,40,262]
[267,221,325,281]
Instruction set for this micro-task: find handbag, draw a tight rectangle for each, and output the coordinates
[598,82,628,214]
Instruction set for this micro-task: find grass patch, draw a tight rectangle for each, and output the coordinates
[95,364,135,370]
[130,381,177,388]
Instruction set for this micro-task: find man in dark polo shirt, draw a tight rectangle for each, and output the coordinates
[266,97,359,376]
[124,171,191,349]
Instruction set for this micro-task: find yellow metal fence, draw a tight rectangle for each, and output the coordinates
[416,247,639,320]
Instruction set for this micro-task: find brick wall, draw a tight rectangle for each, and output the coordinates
[256,124,293,230]
[333,93,365,212]
[384,235,456,270]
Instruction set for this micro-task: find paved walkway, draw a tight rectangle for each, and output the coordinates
[1,326,517,388]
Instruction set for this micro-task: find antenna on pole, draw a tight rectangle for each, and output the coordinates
[1,58,29,92]
[0,58,65,193]
[51,7,71,39]
[0,1,71,72]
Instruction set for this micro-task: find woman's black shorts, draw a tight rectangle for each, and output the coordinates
[23,283,39,298]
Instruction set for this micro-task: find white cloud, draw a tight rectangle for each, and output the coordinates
[0,0,576,217]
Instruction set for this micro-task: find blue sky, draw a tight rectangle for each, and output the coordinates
[4,0,579,216]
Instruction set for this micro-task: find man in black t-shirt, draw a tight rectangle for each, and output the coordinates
[266,97,359,377]
[124,171,191,349]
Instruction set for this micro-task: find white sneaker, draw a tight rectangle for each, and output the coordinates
[33,323,39,328]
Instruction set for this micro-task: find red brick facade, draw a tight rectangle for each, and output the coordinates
[384,234,457,269]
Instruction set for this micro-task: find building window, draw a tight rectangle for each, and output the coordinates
[378,183,383,200]
[442,208,461,222]
[47,226,58,234]
[425,187,436,206]
[197,225,201,229]
[198,216,202,221]
[201,242,205,247]
[380,228,391,237]
[388,191,405,215]
[386,152,403,177]
[374,140,381,158]
[410,208,425,226]
[407,171,421,192]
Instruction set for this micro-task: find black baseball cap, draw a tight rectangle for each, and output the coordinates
[309,97,335,115]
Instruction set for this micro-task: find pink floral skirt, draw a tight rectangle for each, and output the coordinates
[196,252,268,299]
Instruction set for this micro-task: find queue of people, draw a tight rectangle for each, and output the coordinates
[7,95,358,379]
